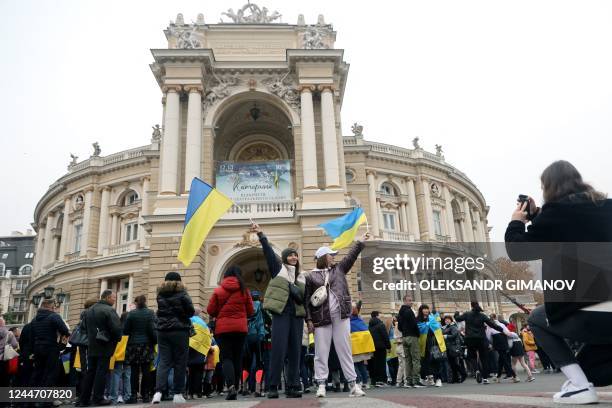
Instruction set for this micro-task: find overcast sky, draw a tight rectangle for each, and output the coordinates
[1,0,611,241]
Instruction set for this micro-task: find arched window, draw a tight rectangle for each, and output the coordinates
[123,191,139,206]
[19,264,33,275]
[380,182,399,196]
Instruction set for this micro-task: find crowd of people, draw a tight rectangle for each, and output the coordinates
[0,160,610,406]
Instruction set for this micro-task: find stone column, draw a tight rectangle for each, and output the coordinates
[319,86,340,188]
[110,213,119,246]
[140,177,150,248]
[421,179,435,240]
[98,187,111,254]
[366,170,379,236]
[159,86,181,195]
[377,200,385,232]
[473,210,483,242]
[100,279,108,296]
[405,178,420,240]
[300,86,318,189]
[127,275,134,307]
[80,188,94,256]
[442,185,457,241]
[43,212,56,268]
[59,196,71,259]
[462,199,475,242]
[34,224,45,273]
[399,202,409,232]
[184,86,203,191]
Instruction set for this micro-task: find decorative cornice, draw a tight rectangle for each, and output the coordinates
[317,84,335,92]
[184,85,204,94]
[365,169,377,177]
[297,85,316,92]
[162,85,183,93]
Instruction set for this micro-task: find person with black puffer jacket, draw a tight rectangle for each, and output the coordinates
[368,311,391,387]
[30,298,70,394]
[151,272,195,405]
[454,302,503,384]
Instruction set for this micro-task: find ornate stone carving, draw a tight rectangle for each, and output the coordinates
[236,143,281,162]
[430,182,441,198]
[234,230,261,248]
[435,144,443,156]
[288,242,299,250]
[302,26,330,49]
[168,23,202,49]
[220,3,282,24]
[351,122,363,137]
[412,137,420,150]
[203,75,240,110]
[92,142,101,157]
[262,74,300,110]
[196,13,205,24]
[175,13,185,25]
[151,124,162,142]
[208,245,219,256]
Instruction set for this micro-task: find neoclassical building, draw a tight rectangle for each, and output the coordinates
[27,5,498,326]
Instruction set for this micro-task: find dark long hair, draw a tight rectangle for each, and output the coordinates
[224,266,246,294]
[417,304,430,322]
[541,160,606,204]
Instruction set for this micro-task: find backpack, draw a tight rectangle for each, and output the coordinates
[247,301,264,342]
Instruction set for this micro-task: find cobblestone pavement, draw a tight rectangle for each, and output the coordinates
[73,373,612,408]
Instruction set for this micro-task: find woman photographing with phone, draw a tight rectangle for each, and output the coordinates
[505,160,612,405]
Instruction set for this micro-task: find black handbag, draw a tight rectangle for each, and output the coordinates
[68,321,88,347]
[95,328,110,343]
[288,283,304,305]
[431,344,446,361]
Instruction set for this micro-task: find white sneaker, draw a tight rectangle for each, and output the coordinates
[152,392,162,404]
[349,383,366,397]
[117,396,124,404]
[316,384,326,398]
[173,394,187,404]
[553,380,598,405]
[434,379,442,387]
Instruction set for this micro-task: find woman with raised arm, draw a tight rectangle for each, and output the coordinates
[252,222,306,399]
[304,232,370,398]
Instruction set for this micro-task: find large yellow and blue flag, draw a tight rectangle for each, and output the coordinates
[178,178,234,267]
[189,315,212,356]
[319,207,367,250]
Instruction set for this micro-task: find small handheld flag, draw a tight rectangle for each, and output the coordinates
[319,207,367,250]
[178,178,234,266]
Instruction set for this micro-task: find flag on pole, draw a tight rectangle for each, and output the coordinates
[318,207,367,250]
[178,178,234,267]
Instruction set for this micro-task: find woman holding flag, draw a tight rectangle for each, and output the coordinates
[251,222,306,399]
[305,206,370,398]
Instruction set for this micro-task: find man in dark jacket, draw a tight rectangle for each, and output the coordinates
[368,311,390,386]
[31,298,70,389]
[78,290,122,406]
[454,302,503,384]
[397,295,422,387]
[152,271,195,404]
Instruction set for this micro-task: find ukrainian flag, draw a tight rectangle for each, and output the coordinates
[189,315,212,356]
[178,178,234,267]
[319,207,367,250]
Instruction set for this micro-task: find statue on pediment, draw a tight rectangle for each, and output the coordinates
[221,3,282,24]
[92,142,101,157]
[351,123,363,137]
